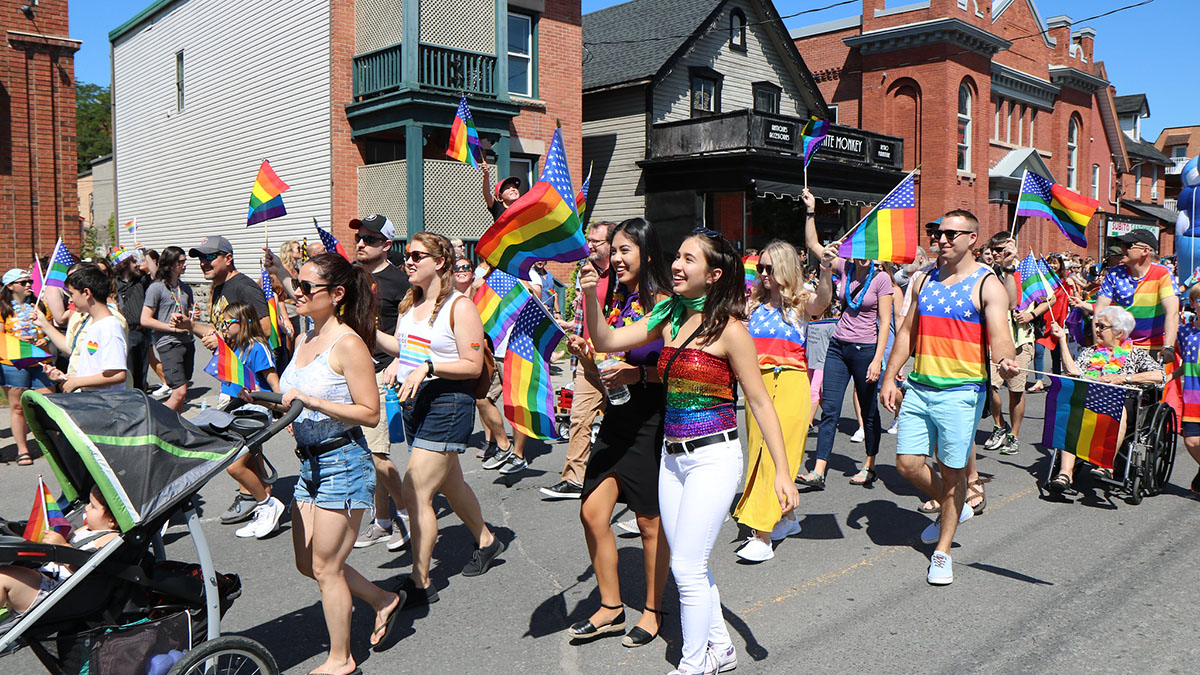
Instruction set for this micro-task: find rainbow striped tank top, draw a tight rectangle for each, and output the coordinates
[658,347,737,441]
[748,304,806,371]
[908,265,990,391]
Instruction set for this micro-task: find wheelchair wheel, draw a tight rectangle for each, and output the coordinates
[1128,470,1144,505]
[1151,406,1178,495]
[167,635,279,675]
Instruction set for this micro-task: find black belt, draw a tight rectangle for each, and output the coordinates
[295,429,365,460]
[664,429,738,455]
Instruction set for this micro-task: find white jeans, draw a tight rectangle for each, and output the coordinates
[659,437,743,673]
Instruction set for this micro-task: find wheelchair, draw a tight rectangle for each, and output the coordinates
[1039,383,1177,505]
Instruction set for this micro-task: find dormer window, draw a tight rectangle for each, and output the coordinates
[730,9,747,51]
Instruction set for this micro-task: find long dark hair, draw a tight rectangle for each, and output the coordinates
[610,218,670,307]
[308,252,378,352]
[685,231,746,346]
[155,246,186,283]
[0,279,33,321]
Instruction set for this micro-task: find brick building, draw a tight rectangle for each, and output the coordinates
[792,0,1170,258]
[1157,124,1200,207]
[0,0,80,268]
[111,0,580,284]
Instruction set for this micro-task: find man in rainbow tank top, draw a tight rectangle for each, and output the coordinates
[1094,229,1178,359]
[881,210,1019,586]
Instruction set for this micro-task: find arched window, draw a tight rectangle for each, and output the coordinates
[730,9,747,51]
[957,83,972,171]
[1067,117,1080,190]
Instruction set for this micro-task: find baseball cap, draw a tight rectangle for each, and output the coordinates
[495,176,521,198]
[2,268,28,286]
[189,235,234,258]
[350,214,396,240]
[1104,244,1125,259]
[1118,228,1159,251]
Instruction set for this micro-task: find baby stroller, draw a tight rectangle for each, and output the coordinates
[0,389,301,674]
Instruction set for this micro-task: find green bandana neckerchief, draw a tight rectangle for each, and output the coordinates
[645,294,706,339]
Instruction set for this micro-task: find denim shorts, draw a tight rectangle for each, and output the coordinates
[293,434,375,510]
[895,383,986,469]
[1184,421,1200,438]
[1,364,53,389]
[402,379,475,454]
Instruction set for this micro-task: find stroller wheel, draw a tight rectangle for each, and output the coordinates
[168,635,278,675]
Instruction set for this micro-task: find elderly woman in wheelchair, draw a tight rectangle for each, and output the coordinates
[1046,305,1165,492]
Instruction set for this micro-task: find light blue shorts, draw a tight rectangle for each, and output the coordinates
[895,384,985,470]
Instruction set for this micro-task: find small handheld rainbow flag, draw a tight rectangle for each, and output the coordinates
[473,268,529,344]
[23,476,72,543]
[801,117,830,167]
[576,164,592,214]
[314,219,351,261]
[44,239,74,291]
[30,256,43,299]
[246,160,290,226]
[0,333,53,369]
[203,335,255,391]
[838,170,918,264]
[123,217,137,238]
[476,128,589,280]
[1016,170,1099,248]
[503,293,565,439]
[743,254,759,289]
[1014,252,1054,311]
[446,94,482,169]
[260,268,282,350]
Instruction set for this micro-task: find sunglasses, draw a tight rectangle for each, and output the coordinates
[936,229,973,242]
[406,250,438,263]
[9,279,31,286]
[218,318,240,330]
[453,265,472,273]
[1095,321,1112,332]
[691,227,722,239]
[197,252,223,263]
[297,280,333,296]
[756,263,773,276]
[355,233,388,247]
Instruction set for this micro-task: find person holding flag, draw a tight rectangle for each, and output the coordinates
[185,236,273,357]
[481,158,523,221]
[0,268,54,465]
[1094,229,1178,358]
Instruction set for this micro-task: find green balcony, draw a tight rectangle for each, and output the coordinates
[353,43,497,102]
[354,43,403,99]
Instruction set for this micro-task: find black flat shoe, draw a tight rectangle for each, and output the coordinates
[621,607,663,648]
[568,603,625,641]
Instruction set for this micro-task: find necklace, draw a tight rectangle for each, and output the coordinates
[843,262,875,311]
[1085,342,1131,376]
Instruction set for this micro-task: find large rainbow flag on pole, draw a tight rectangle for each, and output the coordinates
[203,335,255,391]
[1016,170,1099,248]
[446,94,482,169]
[246,160,290,226]
[473,268,529,344]
[503,294,565,439]
[801,117,829,167]
[260,268,282,350]
[23,475,71,543]
[837,169,918,264]
[44,239,74,290]
[1041,375,1126,470]
[475,128,589,280]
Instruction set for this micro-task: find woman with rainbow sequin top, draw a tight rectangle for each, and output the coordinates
[581,229,801,675]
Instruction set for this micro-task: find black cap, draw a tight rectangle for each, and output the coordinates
[1118,228,1159,251]
[350,214,395,240]
[189,235,233,258]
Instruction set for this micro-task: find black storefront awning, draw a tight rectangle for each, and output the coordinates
[752,179,886,207]
[1122,200,1178,226]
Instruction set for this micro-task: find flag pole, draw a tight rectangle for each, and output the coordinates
[834,165,921,248]
[1010,169,1026,241]
[1010,363,1143,393]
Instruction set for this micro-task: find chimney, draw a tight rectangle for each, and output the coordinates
[1045,15,1073,58]
[1073,27,1096,63]
[862,0,886,24]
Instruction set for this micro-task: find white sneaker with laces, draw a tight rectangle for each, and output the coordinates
[615,518,640,535]
[886,419,899,435]
[849,427,865,443]
[920,504,973,545]
[704,643,738,673]
[735,536,773,562]
[769,516,801,541]
[386,513,410,551]
[149,383,172,399]
[235,497,284,539]
[927,551,953,585]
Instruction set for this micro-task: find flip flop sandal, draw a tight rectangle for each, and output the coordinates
[15,454,33,466]
[849,468,877,486]
[917,500,940,514]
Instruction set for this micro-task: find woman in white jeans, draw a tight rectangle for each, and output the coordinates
[581,229,800,675]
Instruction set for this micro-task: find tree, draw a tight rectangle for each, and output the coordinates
[76,81,112,173]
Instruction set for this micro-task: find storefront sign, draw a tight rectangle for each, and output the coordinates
[870,138,901,168]
[1106,219,1158,237]
[821,129,866,160]
[763,120,795,147]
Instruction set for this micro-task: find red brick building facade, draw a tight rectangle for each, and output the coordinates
[1,0,80,268]
[793,0,1163,258]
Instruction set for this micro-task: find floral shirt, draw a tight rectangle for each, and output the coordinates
[1074,341,1161,378]
[608,286,661,368]
[4,301,44,343]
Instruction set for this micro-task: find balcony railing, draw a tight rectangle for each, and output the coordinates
[1167,157,1190,175]
[354,43,403,100]
[418,44,496,97]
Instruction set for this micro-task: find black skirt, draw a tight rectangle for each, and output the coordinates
[582,382,665,516]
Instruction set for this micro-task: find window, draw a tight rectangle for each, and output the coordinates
[957,83,972,171]
[827,104,838,123]
[508,13,533,97]
[1029,109,1036,146]
[1005,100,1012,143]
[510,156,535,191]
[993,97,1001,139]
[729,9,747,51]
[1067,118,1079,190]
[175,50,184,112]
[1091,164,1100,200]
[690,68,722,118]
[1017,105,1025,146]
[1173,145,1188,158]
[752,82,780,114]
[1134,164,1142,199]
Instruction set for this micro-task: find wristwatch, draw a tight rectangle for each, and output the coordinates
[1125,373,1131,384]
[424,359,435,378]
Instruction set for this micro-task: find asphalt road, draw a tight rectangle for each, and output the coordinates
[2,358,1200,674]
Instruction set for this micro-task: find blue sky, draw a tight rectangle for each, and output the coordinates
[73,0,1194,140]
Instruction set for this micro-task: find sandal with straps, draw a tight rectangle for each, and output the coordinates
[568,602,626,642]
[849,468,877,487]
[966,478,987,515]
[796,471,826,490]
[1047,473,1075,494]
[622,607,664,648]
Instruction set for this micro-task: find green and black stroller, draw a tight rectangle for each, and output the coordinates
[0,389,300,675]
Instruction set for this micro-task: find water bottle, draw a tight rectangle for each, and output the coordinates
[596,357,630,406]
[385,387,405,444]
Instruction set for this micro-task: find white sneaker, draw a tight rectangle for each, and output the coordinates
[919,504,973,545]
[769,516,801,541]
[849,427,865,443]
[615,518,640,535]
[149,383,171,399]
[886,419,899,435]
[735,536,773,562]
[927,551,953,585]
[235,497,284,539]
[703,643,738,673]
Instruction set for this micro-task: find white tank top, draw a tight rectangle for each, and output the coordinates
[393,291,465,382]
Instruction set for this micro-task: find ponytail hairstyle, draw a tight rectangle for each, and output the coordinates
[308,252,378,352]
[609,217,671,306]
[397,231,456,326]
[748,240,810,333]
[685,230,747,346]
[221,302,269,352]
[155,246,186,283]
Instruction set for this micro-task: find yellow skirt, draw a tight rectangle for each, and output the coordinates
[733,368,810,533]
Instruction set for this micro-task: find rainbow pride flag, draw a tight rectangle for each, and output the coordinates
[801,117,829,167]
[315,219,351,261]
[743,254,759,289]
[0,333,53,369]
[260,268,282,350]
[1042,375,1125,470]
[1016,170,1099,248]
[446,94,482,169]
[23,476,71,543]
[1014,252,1054,311]
[838,171,917,263]
[476,128,589,280]
[123,217,136,237]
[30,256,43,298]
[203,335,254,391]
[576,164,591,214]
[473,268,529,344]
[44,238,73,290]
[246,160,290,226]
[503,293,565,439]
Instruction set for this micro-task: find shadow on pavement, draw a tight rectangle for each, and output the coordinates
[846,500,930,546]
[966,562,1054,585]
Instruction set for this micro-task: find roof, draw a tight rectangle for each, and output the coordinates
[1125,136,1171,164]
[989,147,1055,184]
[1114,94,1148,117]
[582,0,721,91]
[1163,134,1191,147]
[109,0,177,42]
[1123,200,1176,225]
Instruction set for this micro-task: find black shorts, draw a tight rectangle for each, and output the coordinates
[157,340,195,389]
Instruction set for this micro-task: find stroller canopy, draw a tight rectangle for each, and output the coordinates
[22,390,241,533]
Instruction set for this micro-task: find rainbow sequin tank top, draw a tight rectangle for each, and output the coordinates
[908,265,989,391]
[658,347,737,441]
[748,304,806,371]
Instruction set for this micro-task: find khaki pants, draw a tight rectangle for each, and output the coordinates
[562,365,606,486]
[363,369,392,455]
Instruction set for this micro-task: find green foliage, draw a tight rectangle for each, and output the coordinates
[76,82,112,173]
[563,264,580,322]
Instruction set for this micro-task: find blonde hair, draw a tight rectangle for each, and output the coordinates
[748,240,811,332]
[397,232,455,326]
[280,240,301,274]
